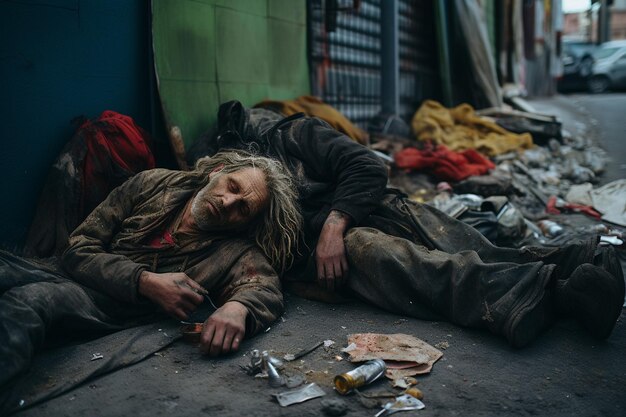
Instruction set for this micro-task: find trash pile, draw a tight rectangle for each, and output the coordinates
[235,333,441,416]
[372,100,625,250]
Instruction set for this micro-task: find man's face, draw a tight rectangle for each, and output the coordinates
[191,167,269,232]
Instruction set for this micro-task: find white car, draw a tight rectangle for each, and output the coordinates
[588,40,626,93]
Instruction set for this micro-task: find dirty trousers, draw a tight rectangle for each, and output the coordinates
[342,199,597,345]
[0,251,156,387]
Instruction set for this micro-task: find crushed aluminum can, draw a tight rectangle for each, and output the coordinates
[274,383,326,407]
[334,359,386,395]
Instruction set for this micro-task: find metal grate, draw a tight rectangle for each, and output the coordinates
[308,0,440,129]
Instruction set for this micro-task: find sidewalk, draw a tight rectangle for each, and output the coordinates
[15,96,626,417]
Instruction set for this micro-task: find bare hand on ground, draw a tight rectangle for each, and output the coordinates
[200,301,248,356]
[138,271,206,320]
[316,210,351,291]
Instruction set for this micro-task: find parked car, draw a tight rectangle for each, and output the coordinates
[558,40,596,92]
[588,40,626,93]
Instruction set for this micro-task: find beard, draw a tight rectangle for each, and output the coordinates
[190,175,225,231]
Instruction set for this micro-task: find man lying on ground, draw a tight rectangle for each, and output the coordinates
[191,100,625,349]
[0,151,302,389]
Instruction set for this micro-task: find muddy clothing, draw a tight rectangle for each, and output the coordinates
[191,101,601,347]
[0,169,282,386]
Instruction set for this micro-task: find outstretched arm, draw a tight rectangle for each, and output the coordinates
[316,210,352,291]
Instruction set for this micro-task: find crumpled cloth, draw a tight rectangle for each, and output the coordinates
[411,100,534,156]
[254,95,368,145]
[394,144,495,182]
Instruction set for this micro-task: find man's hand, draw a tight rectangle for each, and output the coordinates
[199,301,248,356]
[138,271,206,320]
[316,210,352,292]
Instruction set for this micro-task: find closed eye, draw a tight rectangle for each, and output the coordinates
[228,179,240,193]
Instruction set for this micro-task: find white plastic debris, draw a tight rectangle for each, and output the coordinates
[341,343,357,353]
[324,340,335,347]
[274,383,326,407]
[90,353,104,361]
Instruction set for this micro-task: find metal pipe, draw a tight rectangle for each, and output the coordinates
[381,0,399,115]
[435,0,453,106]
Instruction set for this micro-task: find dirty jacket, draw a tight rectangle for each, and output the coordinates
[62,168,283,335]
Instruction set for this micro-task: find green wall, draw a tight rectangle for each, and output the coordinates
[152,0,310,148]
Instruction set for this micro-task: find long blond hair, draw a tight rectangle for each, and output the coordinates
[195,151,301,272]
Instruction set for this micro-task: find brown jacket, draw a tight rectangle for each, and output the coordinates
[62,168,283,335]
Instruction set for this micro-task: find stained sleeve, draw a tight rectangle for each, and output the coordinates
[285,118,388,230]
[214,248,284,336]
[61,172,154,304]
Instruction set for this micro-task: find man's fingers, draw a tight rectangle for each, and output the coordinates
[179,299,198,314]
[231,332,243,352]
[209,328,225,357]
[173,308,189,321]
[222,330,236,354]
[181,288,204,306]
[341,255,349,275]
[200,325,216,355]
[183,278,208,296]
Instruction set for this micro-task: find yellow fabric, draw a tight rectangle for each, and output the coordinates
[255,95,369,145]
[411,100,533,156]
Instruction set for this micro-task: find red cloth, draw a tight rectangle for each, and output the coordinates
[394,144,495,182]
[546,195,601,219]
[25,110,155,258]
[81,110,155,215]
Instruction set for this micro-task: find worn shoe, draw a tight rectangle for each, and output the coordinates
[544,236,598,281]
[555,263,624,340]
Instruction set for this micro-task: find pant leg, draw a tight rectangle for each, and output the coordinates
[369,196,597,269]
[344,227,555,345]
[0,259,156,387]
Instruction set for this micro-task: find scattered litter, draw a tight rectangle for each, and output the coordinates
[90,353,104,361]
[375,394,426,416]
[600,236,623,246]
[241,349,264,375]
[404,387,424,400]
[334,355,344,361]
[392,376,418,389]
[324,340,335,347]
[341,343,357,353]
[265,327,272,333]
[343,334,443,379]
[18,400,25,407]
[285,374,306,389]
[320,398,349,416]
[274,383,326,407]
[434,341,450,350]
[341,326,347,329]
[334,359,387,395]
[283,341,324,362]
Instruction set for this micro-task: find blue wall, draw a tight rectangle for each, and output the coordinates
[0,0,157,251]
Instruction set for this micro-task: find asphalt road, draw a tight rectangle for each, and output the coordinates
[13,95,626,417]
